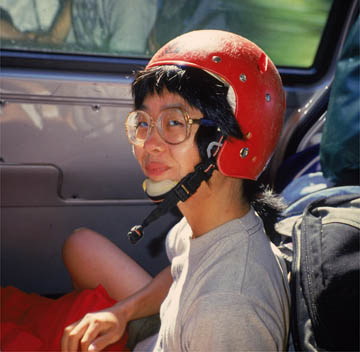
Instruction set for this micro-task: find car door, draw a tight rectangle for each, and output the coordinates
[0,0,358,295]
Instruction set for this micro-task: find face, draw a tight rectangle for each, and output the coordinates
[133,90,202,183]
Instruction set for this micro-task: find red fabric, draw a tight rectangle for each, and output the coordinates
[1,285,129,351]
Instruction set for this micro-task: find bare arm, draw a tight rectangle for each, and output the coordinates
[48,0,72,44]
[117,265,172,321]
[36,0,72,45]
[61,266,172,352]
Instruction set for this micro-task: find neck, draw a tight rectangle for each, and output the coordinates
[177,171,250,238]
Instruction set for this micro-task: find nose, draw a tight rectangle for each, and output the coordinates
[143,125,166,152]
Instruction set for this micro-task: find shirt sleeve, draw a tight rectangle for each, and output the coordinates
[165,217,188,262]
[182,292,287,352]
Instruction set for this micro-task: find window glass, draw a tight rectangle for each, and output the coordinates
[1,0,333,67]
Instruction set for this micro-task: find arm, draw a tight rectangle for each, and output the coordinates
[61,266,172,352]
[37,0,72,45]
[117,265,172,320]
[48,0,72,44]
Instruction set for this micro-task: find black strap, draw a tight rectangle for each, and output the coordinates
[127,160,216,244]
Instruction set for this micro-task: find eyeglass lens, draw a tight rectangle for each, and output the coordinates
[127,108,189,145]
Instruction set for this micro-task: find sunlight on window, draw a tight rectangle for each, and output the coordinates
[0,0,333,67]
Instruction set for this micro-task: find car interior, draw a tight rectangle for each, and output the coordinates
[0,0,359,298]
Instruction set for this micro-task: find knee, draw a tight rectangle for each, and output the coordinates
[62,227,101,265]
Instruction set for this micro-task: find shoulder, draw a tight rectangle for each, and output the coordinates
[165,217,190,261]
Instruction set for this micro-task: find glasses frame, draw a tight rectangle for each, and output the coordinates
[125,107,214,146]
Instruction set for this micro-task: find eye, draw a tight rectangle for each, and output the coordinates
[137,120,149,128]
[168,119,184,127]
[162,109,186,128]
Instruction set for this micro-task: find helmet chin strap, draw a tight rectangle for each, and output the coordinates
[127,136,224,244]
[127,160,216,244]
[142,178,178,203]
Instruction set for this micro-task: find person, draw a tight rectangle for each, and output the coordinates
[66,0,157,54]
[0,0,71,45]
[147,0,227,53]
[60,29,290,351]
[1,0,157,54]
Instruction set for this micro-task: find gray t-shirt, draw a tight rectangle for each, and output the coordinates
[135,208,290,351]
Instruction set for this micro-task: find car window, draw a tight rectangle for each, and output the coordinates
[1,0,333,68]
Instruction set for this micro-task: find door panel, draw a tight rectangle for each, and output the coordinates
[1,164,175,294]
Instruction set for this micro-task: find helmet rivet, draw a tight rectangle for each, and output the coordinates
[265,93,271,102]
[239,74,247,82]
[245,132,252,139]
[252,156,257,163]
[240,147,249,158]
[212,56,221,63]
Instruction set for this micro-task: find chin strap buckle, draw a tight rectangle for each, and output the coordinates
[126,158,217,245]
[127,225,144,245]
[173,183,192,202]
[173,162,216,202]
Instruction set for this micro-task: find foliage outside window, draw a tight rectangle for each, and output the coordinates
[0,0,333,68]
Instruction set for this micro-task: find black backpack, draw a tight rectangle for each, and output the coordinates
[277,192,360,351]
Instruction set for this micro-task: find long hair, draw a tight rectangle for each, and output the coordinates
[132,65,284,240]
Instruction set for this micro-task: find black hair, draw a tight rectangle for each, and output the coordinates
[243,180,285,241]
[132,65,284,241]
[132,65,242,160]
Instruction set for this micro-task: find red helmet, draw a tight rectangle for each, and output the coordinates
[146,30,286,180]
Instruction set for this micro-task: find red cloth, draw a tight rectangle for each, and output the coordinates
[1,285,129,351]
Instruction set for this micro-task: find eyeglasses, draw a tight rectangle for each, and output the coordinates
[125,107,215,146]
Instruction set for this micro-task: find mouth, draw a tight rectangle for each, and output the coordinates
[145,162,171,178]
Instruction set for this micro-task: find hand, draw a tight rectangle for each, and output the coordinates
[61,307,127,352]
